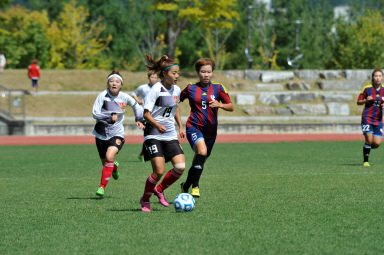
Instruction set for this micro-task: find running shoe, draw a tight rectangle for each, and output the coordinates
[363,162,371,167]
[191,187,200,198]
[153,187,169,207]
[96,187,105,197]
[140,197,151,212]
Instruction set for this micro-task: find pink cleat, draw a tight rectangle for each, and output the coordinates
[153,187,169,207]
[140,198,151,212]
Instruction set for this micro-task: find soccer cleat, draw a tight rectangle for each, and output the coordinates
[140,197,151,212]
[153,187,169,207]
[363,162,371,167]
[96,187,105,197]
[191,187,200,198]
[180,182,188,193]
[112,161,120,180]
[138,155,144,162]
[112,170,119,180]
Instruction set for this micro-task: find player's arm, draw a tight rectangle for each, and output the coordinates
[209,84,234,111]
[92,94,114,123]
[144,110,166,133]
[126,95,145,129]
[174,106,185,139]
[357,90,372,105]
[143,87,166,133]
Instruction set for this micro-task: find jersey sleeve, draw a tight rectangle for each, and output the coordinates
[143,85,159,112]
[218,84,232,104]
[180,84,190,102]
[357,87,367,101]
[92,93,113,123]
[125,94,144,121]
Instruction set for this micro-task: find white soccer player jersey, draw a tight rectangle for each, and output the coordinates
[92,89,143,140]
[143,82,181,141]
[132,83,152,101]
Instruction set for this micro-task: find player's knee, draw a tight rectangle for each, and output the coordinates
[372,143,380,149]
[173,162,185,173]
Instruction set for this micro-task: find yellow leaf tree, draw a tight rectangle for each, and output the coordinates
[46,0,112,69]
[179,0,239,69]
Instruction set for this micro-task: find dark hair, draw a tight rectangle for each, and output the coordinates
[147,70,158,78]
[195,58,215,73]
[145,54,178,79]
[32,59,38,64]
[372,69,383,85]
[107,70,123,83]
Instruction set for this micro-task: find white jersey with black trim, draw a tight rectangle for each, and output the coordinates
[92,89,143,140]
[143,82,181,141]
[132,83,152,101]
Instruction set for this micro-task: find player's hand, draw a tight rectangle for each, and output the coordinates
[367,96,373,101]
[179,127,186,139]
[111,114,118,123]
[136,121,145,129]
[157,125,167,133]
[209,100,222,109]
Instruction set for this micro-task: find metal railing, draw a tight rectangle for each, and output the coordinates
[0,84,27,120]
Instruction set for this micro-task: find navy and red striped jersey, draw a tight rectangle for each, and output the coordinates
[180,81,232,137]
[358,84,384,126]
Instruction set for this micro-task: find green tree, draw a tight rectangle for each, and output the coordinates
[179,0,240,69]
[0,0,11,9]
[0,6,50,68]
[329,10,384,69]
[271,0,333,69]
[153,0,193,59]
[46,0,112,69]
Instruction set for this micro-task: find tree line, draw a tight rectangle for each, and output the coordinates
[0,0,383,70]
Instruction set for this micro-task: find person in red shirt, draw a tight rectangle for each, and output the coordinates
[28,59,40,93]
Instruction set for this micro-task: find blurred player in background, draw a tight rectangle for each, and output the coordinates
[357,69,384,167]
[140,54,185,212]
[28,59,40,93]
[180,58,233,197]
[93,70,145,197]
[132,70,158,162]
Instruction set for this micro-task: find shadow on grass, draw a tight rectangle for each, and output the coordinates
[67,197,104,200]
[340,163,366,166]
[106,208,160,212]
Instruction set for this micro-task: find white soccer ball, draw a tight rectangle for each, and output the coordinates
[174,193,195,212]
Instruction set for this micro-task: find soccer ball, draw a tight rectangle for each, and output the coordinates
[174,193,195,212]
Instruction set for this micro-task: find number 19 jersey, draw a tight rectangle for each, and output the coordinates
[143,82,181,141]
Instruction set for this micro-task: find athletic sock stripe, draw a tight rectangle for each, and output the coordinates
[171,168,182,177]
[148,175,158,184]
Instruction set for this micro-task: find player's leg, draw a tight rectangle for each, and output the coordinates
[362,123,373,166]
[154,141,185,206]
[190,136,215,197]
[371,125,383,149]
[96,137,124,196]
[182,127,205,193]
[141,156,165,211]
[141,139,165,211]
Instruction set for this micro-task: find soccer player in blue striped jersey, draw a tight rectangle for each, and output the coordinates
[357,69,384,166]
[180,58,233,197]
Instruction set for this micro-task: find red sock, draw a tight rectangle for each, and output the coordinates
[99,161,114,189]
[142,174,158,202]
[156,169,182,193]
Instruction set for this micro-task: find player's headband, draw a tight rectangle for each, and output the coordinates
[162,64,179,71]
[107,74,123,83]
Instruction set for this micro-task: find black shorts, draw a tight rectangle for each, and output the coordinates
[143,139,184,162]
[95,136,125,159]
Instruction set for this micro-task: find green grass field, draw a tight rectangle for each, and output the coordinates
[1,141,384,255]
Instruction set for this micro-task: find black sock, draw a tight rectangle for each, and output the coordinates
[192,154,206,188]
[182,167,194,192]
[363,144,371,162]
